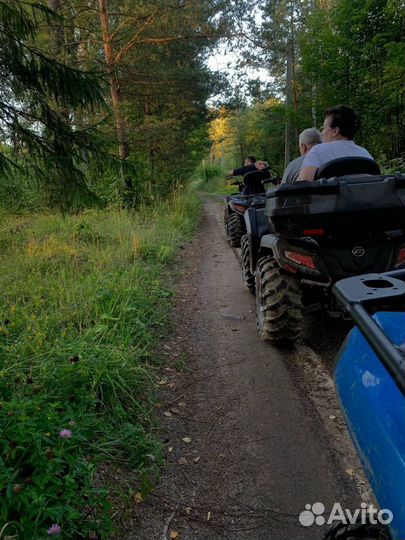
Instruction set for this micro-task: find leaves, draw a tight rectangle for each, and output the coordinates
[134,492,143,504]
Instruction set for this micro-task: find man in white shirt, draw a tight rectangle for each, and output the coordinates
[298,105,373,181]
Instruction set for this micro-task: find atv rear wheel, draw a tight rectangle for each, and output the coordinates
[227,212,244,248]
[241,234,255,294]
[255,256,303,345]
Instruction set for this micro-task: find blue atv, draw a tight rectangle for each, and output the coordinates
[326,269,405,540]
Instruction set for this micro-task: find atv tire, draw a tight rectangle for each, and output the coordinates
[241,234,255,294]
[324,520,392,539]
[255,256,303,345]
[223,207,230,238]
[227,212,244,248]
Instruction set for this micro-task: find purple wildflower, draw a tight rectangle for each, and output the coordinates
[59,429,72,439]
[47,524,61,536]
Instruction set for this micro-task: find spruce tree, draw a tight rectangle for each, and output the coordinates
[0,0,106,209]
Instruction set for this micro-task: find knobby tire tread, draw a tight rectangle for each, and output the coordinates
[227,212,244,248]
[241,234,255,293]
[255,256,304,345]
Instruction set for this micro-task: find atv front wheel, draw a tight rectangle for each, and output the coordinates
[227,213,244,248]
[223,207,230,238]
[323,520,392,539]
[255,256,303,345]
[241,234,255,294]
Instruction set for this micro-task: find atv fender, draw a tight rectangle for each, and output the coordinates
[253,233,279,274]
[260,233,279,251]
[244,207,257,236]
[245,209,272,274]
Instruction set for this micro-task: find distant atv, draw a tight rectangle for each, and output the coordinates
[242,158,405,345]
[224,169,279,248]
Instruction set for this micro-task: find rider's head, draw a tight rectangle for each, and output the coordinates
[298,128,322,155]
[255,160,267,171]
[322,105,359,142]
[244,155,256,166]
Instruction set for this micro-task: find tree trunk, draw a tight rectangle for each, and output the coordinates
[312,84,317,127]
[284,42,293,168]
[98,0,130,168]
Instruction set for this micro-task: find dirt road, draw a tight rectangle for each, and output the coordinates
[128,198,370,540]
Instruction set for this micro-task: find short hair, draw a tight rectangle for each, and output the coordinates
[324,105,360,139]
[299,128,322,146]
[246,155,256,163]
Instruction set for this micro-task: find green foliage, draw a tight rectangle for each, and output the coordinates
[224,0,405,169]
[299,0,405,162]
[0,0,239,209]
[0,0,108,210]
[193,161,228,193]
[208,100,287,176]
[62,0,234,200]
[0,189,201,539]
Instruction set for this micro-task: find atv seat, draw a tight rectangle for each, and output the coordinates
[316,157,380,179]
[243,170,269,196]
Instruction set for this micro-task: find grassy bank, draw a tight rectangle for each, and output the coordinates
[0,189,200,540]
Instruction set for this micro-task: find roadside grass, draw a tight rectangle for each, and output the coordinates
[0,189,201,540]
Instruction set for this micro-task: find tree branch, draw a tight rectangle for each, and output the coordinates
[114,7,160,65]
[128,32,241,46]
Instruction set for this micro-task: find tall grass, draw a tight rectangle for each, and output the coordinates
[191,162,236,195]
[0,189,201,539]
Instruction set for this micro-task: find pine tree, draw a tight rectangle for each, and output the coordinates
[0,0,106,209]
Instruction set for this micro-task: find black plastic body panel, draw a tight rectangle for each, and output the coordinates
[266,174,405,237]
[245,207,270,273]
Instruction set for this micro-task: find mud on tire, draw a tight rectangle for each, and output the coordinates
[241,234,255,293]
[255,255,303,345]
[227,212,244,248]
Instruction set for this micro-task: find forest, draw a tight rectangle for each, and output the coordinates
[1,0,404,209]
[209,0,405,174]
[0,1,404,539]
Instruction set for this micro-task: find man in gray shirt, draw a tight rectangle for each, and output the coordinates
[281,128,322,184]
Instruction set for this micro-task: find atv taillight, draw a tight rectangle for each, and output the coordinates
[284,250,317,270]
[303,228,324,237]
[395,246,405,267]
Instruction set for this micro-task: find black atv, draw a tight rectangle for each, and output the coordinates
[224,169,279,248]
[242,157,405,345]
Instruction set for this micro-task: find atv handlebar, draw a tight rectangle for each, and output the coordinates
[262,177,281,186]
